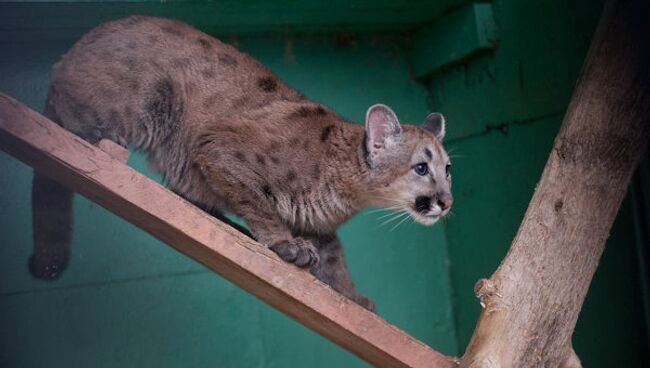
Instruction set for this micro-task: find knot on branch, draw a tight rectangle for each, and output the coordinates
[474,278,500,309]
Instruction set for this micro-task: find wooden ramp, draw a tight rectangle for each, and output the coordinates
[0,92,458,368]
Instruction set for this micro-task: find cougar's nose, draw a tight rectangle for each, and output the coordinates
[437,193,453,211]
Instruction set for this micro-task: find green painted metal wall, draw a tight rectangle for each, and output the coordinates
[1,1,649,367]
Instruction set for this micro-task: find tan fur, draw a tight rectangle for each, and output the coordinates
[30,16,452,311]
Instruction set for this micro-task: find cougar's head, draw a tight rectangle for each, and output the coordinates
[363,104,452,226]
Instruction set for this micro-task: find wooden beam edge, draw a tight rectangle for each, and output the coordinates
[0,92,458,368]
[409,3,497,79]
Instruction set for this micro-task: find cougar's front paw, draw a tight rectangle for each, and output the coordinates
[270,238,319,268]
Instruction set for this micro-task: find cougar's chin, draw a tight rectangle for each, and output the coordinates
[408,209,441,226]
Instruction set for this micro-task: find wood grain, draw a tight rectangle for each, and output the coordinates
[97,138,129,163]
[0,92,458,368]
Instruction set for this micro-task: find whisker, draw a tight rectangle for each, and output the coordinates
[379,211,409,228]
[381,211,408,226]
[375,207,406,218]
[364,209,392,217]
[447,146,465,160]
[365,208,390,214]
[377,212,402,226]
[365,205,402,214]
[390,214,411,232]
[377,211,402,220]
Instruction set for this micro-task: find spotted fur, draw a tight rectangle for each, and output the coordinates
[31,16,453,312]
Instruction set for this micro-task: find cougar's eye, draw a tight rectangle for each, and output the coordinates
[445,163,451,178]
[414,162,428,176]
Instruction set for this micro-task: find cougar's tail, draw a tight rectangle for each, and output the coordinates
[29,95,74,279]
[29,173,74,279]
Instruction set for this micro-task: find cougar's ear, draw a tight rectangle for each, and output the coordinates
[365,104,402,165]
[423,112,446,141]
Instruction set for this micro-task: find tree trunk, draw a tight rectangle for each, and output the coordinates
[461,0,650,367]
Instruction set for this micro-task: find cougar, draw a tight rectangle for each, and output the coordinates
[30,16,453,311]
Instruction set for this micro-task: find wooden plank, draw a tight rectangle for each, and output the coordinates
[0,92,458,368]
[97,138,129,163]
[409,3,497,78]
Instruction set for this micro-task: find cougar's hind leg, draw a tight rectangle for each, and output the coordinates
[170,188,254,239]
[204,209,254,239]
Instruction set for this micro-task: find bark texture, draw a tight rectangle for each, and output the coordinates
[461,0,650,367]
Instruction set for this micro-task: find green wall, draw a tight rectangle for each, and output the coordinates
[1,1,649,367]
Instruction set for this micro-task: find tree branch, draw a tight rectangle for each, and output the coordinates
[461,0,650,366]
